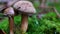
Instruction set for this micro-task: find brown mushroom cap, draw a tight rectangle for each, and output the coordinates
[4,7,14,16]
[13,1,36,14]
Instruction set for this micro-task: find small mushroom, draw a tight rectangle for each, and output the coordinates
[13,1,36,33]
[4,7,14,34]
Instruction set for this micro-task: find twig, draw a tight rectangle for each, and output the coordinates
[52,7,60,18]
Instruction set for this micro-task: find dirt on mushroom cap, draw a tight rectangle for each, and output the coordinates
[13,1,36,14]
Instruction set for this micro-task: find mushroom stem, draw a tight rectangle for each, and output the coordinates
[21,14,28,34]
[8,16,14,34]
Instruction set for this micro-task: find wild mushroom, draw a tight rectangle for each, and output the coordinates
[4,7,14,34]
[13,1,36,34]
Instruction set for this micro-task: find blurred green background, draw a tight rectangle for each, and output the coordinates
[0,0,60,34]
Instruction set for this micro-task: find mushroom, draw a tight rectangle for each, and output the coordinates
[13,1,36,34]
[4,7,14,34]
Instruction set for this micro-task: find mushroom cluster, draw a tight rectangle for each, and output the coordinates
[0,0,36,34]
